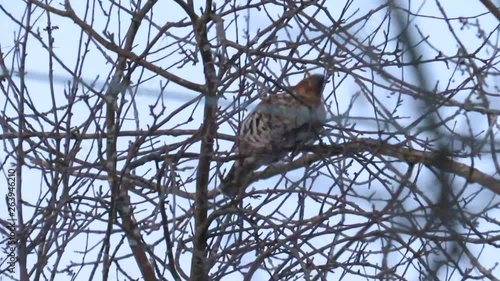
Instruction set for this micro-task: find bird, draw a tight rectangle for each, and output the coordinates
[219,74,327,197]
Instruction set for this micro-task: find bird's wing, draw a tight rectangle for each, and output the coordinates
[244,94,325,150]
[240,94,304,145]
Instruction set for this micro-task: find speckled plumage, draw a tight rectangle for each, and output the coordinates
[220,74,327,197]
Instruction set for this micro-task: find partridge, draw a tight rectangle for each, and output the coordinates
[220,74,327,197]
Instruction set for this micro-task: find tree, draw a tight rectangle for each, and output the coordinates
[0,0,499,280]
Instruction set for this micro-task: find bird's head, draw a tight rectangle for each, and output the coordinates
[292,74,326,107]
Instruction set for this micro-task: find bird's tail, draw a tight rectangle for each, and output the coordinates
[219,165,240,197]
[219,162,253,197]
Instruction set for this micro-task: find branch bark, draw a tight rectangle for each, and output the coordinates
[479,0,500,21]
[252,139,500,195]
[190,1,218,280]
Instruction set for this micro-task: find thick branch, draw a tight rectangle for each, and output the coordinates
[479,0,500,21]
[252,139,500,195]
[190,3,218,281]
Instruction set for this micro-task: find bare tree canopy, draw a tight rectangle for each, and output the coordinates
[0,0,499,280]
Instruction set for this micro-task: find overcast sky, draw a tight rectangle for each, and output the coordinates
[0,0,499,280]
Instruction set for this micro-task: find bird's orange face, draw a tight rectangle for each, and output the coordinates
[292,75,326,107]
